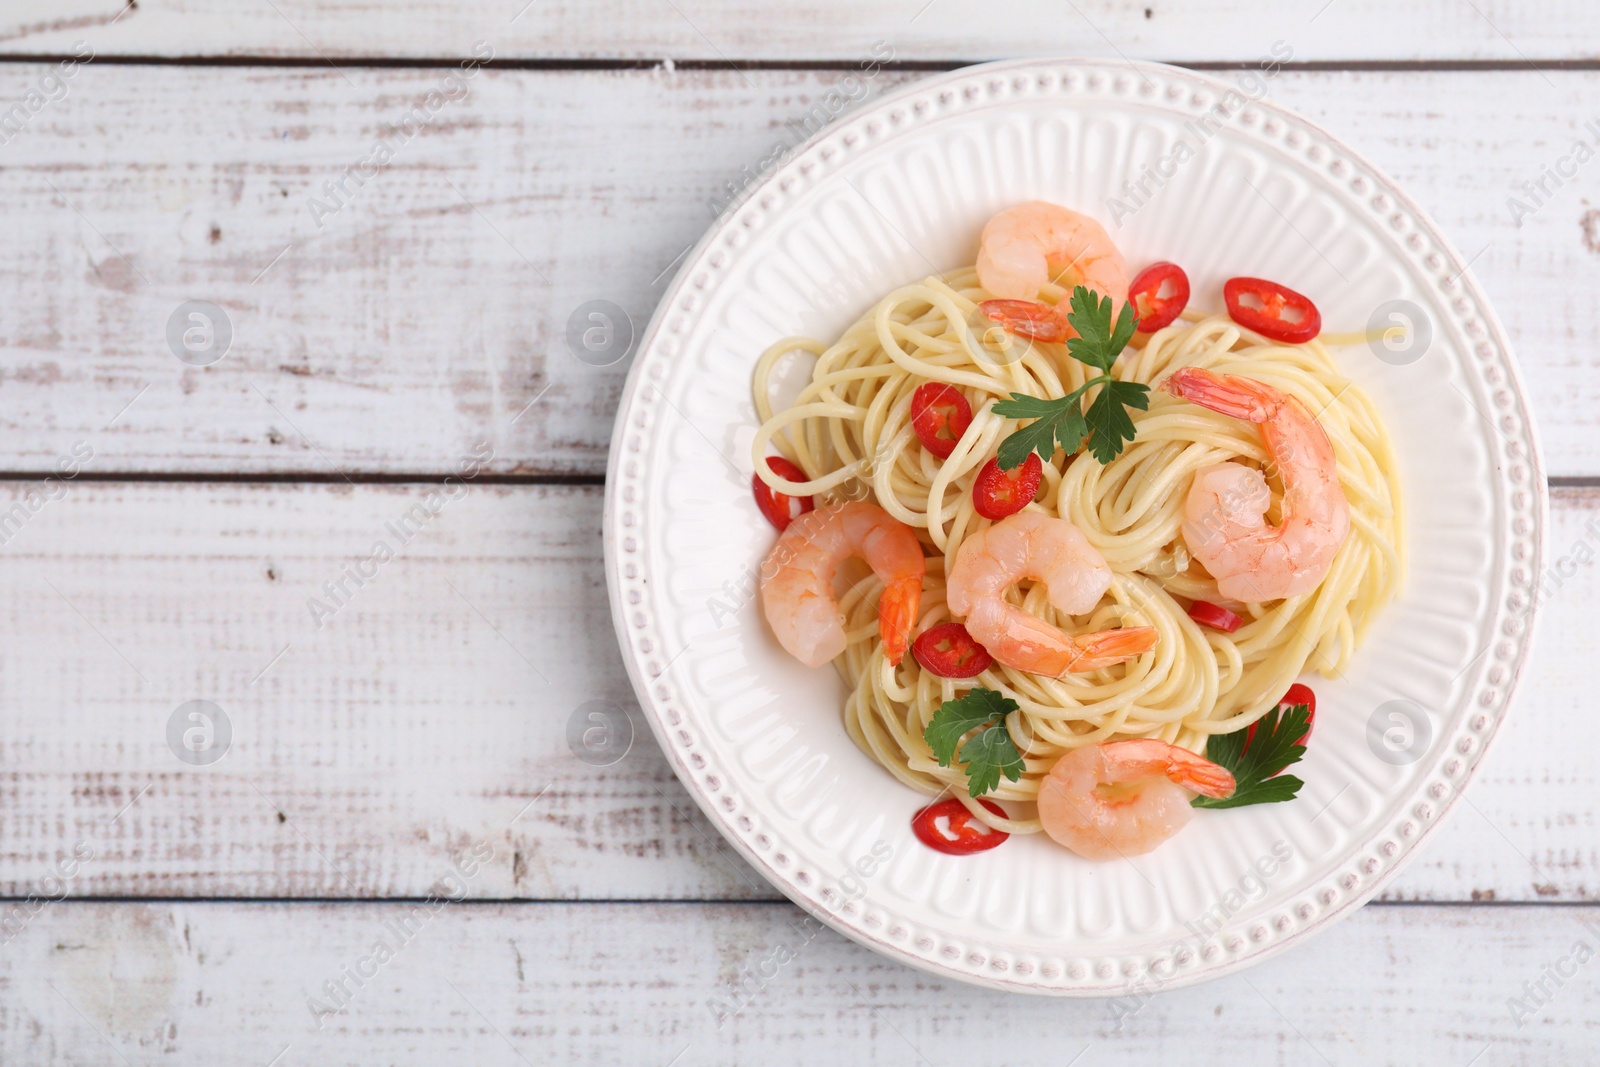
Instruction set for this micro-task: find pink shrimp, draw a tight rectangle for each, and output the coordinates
[760,502,924,667]
[1037,739,1236,861]
[945,512,1158,677]
[1163,367,1351,602]
[975,201,1129,343]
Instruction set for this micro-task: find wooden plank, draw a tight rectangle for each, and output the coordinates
[6,0,1600,63]
[0,65,1595,476]
[0,900,1596,1063]
[0,479,766,902]
[0,479,1593,903]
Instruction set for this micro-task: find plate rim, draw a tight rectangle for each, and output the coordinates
[601,56,1549,996]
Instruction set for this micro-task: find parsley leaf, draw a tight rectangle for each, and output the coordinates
[960,724,1027,797]
[992,392,1087,470]
[1064,286,1139,372]
[1191,702,1310,809]
[988,285,1145,468]
[1083,379,1151,465]
[923,688,1025,799]
[923,688,1011,761]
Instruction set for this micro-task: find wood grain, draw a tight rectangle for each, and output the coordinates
[1,899,1596,1064]
[0,478,1591,903]
[5,0,1600,63]
[0,65,1595,476]
[0,12,1587,1055]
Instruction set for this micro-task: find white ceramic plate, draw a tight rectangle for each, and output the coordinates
[602,59,1546,995]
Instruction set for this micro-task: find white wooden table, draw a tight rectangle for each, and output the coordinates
[2,3,1598,1063]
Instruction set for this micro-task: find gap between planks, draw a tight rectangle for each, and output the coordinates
[0,471,608,486]
[0,473,1590,487]
[6,55,1600,72]
[0,895,1589,908]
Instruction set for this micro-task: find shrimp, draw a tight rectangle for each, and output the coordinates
[760,502,924,667]
[1164,367,1351,602]
[945,511,1158,677]
[1037,739,1236,861]
[975,201,1130,343]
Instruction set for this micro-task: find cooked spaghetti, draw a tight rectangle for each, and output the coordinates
[750,261,1403,838]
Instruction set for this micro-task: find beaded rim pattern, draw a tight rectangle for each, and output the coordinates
[601,58,1547,995]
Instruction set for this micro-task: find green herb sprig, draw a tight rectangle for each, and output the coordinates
[923,688,1025,799]
[1190,702,1310,809]
[991,286,1150,467]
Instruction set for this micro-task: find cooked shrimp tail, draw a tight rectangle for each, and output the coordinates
[877,573,922,663]
[759,501,924,667]
[1061,626,1160,672]
[1164,367,1282,421]
[976,299,1072,343]
[1149,742,1237,798]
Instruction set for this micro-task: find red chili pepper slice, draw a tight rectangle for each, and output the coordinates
[1245,682,1317,761]
[1223,276,1322,344]
[751,456,815,532]
[1188,600,1244,633]
[910,383,973,460]
[912,623,994,679]
[910,797,1010,855]
[972,453,1042,520]
[1128,261,1190,333]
